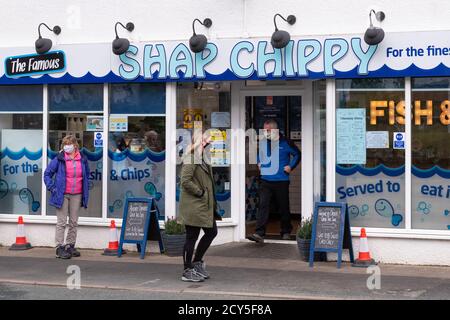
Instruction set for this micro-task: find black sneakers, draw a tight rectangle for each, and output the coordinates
[55,245,71,259]
[66,244,81,257]
[247,233,264,243]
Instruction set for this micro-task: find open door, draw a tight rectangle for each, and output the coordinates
[244,95,302,240]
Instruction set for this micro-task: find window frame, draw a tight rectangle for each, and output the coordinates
[328,77,450,239]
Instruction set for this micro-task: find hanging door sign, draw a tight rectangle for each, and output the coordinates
[5,51,66,78]
[309,202,354,269]
[118,197,164,259]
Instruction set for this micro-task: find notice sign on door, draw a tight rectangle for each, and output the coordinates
[336,108,366,165]
[94,132,103,148]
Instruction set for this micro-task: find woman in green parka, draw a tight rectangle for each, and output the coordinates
[179,132,221,282]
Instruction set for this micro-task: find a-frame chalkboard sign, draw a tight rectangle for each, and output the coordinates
[309,202,354,268]
[118,197,164,259]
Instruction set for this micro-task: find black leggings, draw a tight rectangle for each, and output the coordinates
[183,220,218,269]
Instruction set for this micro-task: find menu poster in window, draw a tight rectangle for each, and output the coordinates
[336,108,366,164]
[366,131,389,149]
[109,115,128,132]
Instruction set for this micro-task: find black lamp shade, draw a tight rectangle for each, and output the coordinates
[112,38,130,55]
[271,30,291,49]
[189,34,208,53]
[364,27,385,45]
[35,38,53,54]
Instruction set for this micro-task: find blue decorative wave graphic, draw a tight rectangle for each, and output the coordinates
[337,164,450,179]
[108,149,165,162]
[48,148,103,162]
[47,148,165,162]
[412,166,450,179]
[1,62,450,84]
[337,164,405,177]
[0,148,42,161]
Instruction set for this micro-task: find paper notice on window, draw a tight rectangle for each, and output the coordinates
[109,115,128,132]
[366,131,389,149]
[211,112,231,128]
[336,108,366,165]
[86,116,104,131]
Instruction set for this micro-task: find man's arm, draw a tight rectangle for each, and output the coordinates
[286,139,301,171]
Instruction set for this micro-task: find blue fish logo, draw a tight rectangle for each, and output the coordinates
[375,198,403,227]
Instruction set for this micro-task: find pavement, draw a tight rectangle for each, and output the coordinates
[0,242,449,300]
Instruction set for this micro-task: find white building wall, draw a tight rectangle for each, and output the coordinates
[0,0,449,47]
[0,221,235,250]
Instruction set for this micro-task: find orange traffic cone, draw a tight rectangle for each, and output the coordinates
[102,220,125,256]
[9,216,32,250]
[352,228,376,267]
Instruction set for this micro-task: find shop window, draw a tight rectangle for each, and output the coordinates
[110,83,165,114]
[47,84,104,218]
[175,82,232,219]
[411,77,450,230]
[107,83,166,219]
[335,78,405,228]
[0,85,43,215]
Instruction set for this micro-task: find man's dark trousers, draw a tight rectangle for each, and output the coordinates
[256,179,292,236]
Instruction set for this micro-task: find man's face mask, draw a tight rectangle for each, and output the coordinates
[263,129,279,141]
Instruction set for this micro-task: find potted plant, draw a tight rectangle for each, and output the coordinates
[296,218,326,262]
[161,217,186,256]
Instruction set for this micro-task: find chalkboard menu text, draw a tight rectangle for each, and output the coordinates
[118,197,164,259]
[309,202,354,268]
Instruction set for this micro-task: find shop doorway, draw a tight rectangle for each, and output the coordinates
[244,94,303,240]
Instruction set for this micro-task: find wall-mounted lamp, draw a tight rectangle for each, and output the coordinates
[271,14,296,49]
[112,22,135,55]
[35,23,61,54]
[189,18,212,53]
[364,10,385,45]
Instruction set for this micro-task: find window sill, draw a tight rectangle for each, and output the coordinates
[0,215,237,228]
[351,227,450,240]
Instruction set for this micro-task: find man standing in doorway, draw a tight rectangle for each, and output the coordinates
[248,119,300,243]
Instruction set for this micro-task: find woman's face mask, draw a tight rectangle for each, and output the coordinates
[63,144,75,154]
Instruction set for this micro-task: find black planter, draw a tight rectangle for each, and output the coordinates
[161,231,186,257]
[296,237,327,262]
